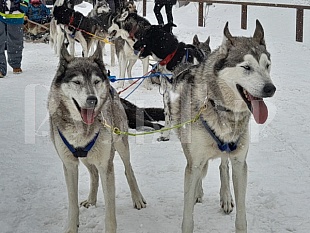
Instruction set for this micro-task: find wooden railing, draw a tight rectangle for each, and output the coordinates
[142,0,310,42]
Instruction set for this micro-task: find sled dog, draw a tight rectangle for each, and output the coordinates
[48,44,146,233]
[108,10,151,89]
[169,20,276,233]
[51,0,111,57]
[133,23,211,141]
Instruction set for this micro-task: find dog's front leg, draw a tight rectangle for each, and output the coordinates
[62,162,79,233]
[158,80,171,141]
[126,58,136,82]
[80,161,99,208]
[231,151,248,233]
[115,52,126,89]
[141,57,152,90]
[182,162,202,233]
[220,156,234,214]
[114,140,146,210]
[181,144,207,233]
[97,153,117,233]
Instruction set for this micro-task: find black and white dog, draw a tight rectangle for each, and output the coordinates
[133,23,211,141]
[108,10,152,89]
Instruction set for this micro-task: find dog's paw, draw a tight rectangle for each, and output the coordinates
[157,136,170,142]
[132,195,147,210]
[80,199,96,208]
[220,194,234,214]
[64,225,78,233]
[195,182,204,204]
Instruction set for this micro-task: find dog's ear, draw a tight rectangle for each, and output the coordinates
[220,22,235,55]
[253,19,265,46]
[60,44,74,63]
[205,36,210,45]
[223,22,235,45]
[91,42,103,63]
[193,35,199,46]
[55,44,74,86]
[91,42,108,77]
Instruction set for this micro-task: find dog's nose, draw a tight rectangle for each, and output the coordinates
[263,83,276,97]
[86,96,98,107]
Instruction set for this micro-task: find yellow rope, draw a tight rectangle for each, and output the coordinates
[67,24,114,44]
[101,105,206,136]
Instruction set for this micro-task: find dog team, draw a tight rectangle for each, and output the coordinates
[48,0,276,232]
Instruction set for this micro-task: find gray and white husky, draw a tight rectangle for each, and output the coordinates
[169,20,276,233]
[48,44,146,233]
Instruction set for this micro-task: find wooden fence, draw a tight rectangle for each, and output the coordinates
[142,0,310,42]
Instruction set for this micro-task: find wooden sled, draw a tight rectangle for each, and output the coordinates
[24,18,50,43]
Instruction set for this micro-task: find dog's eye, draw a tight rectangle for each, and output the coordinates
[72,80,81,85]
[241,65,251,71]
[94,80,101,85]
[266,64,270,69]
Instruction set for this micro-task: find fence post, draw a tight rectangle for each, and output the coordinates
[198,1,204,27]
[241,4,248,30]
[296,8,304,42]
[143,0,146,17]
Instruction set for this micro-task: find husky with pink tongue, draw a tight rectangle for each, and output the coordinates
[48,44,146,233]
[169,20,276,233]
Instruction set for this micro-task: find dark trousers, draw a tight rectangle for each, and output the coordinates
[153,3,174,25]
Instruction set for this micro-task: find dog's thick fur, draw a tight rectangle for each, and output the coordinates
[48,44,146,233]
[133,23,211,141]
[108,10,152,89]
[169,20,276,233]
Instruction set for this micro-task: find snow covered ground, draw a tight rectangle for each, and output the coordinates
[0,1,310,232]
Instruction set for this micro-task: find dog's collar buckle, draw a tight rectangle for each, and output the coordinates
[199,116,238,153]
[58,128,100,158]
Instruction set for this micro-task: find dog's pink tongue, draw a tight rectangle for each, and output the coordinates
[81,108,95,125]
[248,94,268,124]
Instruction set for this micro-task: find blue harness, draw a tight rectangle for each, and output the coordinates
[200,104,239,153]
[58,129,100,158]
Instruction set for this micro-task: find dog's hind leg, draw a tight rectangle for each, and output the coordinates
[62,162,79,233]
[114,138,146,209]
[110,44,116,66]
[219,156,234,214]
[230,150,248,233]
[80,161,99,208]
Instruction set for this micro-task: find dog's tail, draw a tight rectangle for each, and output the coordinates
[120,98,165,130]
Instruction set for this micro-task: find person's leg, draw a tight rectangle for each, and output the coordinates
[154,3,164,25]
[6,23,24,71]
[0,22,7,76]
[165,4,174,24]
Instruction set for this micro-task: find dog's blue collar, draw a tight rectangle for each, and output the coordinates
[58,128,100,158]
[200,116,238,153]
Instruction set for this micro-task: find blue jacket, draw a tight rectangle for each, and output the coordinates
[24,3,50,23]
[0,0,28,24]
